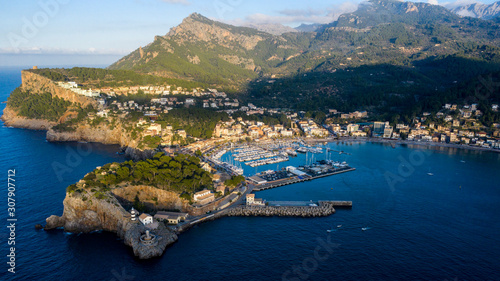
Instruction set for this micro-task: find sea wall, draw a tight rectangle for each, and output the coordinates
[224,202,336,217]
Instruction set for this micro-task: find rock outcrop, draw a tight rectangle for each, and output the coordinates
[45,189,178,259]
[21,71,96,107]
[124,147,157,161]
[1,107,55,130]
[112,185,189,212]
[46,121,139,148]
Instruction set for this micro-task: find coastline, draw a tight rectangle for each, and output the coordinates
[306,136,500,154]
[1,106,55,130]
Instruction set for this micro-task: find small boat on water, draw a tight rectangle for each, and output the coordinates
[327,229,336,233]
[337,225,342,228]
[362,227,371,231]
[427,173,434,176]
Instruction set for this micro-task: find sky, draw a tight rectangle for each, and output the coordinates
[0,0,497,67]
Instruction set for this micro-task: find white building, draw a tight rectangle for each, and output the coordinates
[193,190,215,205]
[246,194,265,206]
[139,213,153,225]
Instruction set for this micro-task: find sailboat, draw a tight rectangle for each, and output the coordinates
[427,167,434,176]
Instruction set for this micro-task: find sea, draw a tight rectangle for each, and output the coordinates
[0,66,499,281]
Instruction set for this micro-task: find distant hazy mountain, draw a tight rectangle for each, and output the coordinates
[295,23,323,32]
[450,1,500,19]
[243,23,297,35]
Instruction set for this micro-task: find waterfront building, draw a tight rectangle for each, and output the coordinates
[246,194,265,206]
[139,213,153,225]
[347,124,359,133]
[154,211,189,225]
[372,121,387,137]
[194,190,215,205]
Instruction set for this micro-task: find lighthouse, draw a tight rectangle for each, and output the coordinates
[130,207,138,221]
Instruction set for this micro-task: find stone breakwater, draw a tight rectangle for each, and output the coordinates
[224,202,336,217]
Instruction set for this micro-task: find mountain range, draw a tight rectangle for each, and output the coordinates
[450,1,500,19]
[108,0,500,115]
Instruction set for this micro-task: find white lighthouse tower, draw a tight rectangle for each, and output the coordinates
[130,207,138,221]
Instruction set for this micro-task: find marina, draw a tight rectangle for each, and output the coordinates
[250,161,356,191]
[207,140,355,191]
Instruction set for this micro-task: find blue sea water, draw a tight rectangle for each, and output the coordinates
[1,67,499,280]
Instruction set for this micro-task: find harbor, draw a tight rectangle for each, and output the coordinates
[250,160,356,191]
[202,140,356,216]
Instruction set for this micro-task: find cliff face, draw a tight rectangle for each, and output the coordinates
[112,185,189,212]
[21,71,97,107]
[45,189,178,259]
[46,121,137,147]
[1,106,55,130]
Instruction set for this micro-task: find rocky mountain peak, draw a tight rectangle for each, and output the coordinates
[451,1,500,19]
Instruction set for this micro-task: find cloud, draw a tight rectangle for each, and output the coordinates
[428,0,439,5]
[222,1,360,27]
[0,47,131,55]
[159,0,190,5]
[455,9,477,17]
[440,0,480,9]
[279,8,325,17]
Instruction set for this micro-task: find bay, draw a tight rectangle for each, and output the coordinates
[0,67,499,281]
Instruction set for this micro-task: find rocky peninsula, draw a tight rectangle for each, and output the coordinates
[44,187,179,259]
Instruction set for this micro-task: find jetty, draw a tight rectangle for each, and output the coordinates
[225,201,341,217]
[268,200,352,208]
[251,164,356,191]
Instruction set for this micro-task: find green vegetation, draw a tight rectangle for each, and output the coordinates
[28,67,207,90]
[224,175,245,187]
[15,0,500,129]
[106,0,500,117]
[52,105,97,132]
[7,88,73,121]
[79,152,213,195]
[157,108,229,139]
[133,195,146,213]
[231,111,291,128]
[138,135,162,150]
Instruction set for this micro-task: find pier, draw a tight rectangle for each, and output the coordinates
[252,166,356,191]
[268,200,353,208]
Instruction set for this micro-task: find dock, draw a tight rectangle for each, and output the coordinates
[252,167,356,191]
[267,200,353,208]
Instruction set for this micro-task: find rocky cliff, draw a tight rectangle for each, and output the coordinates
[112,184,190,212]
[46,121,136,146]
[21,71,97,107]
[45,189,178,259]
[1,106,55,130]
[1,70,158,159]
